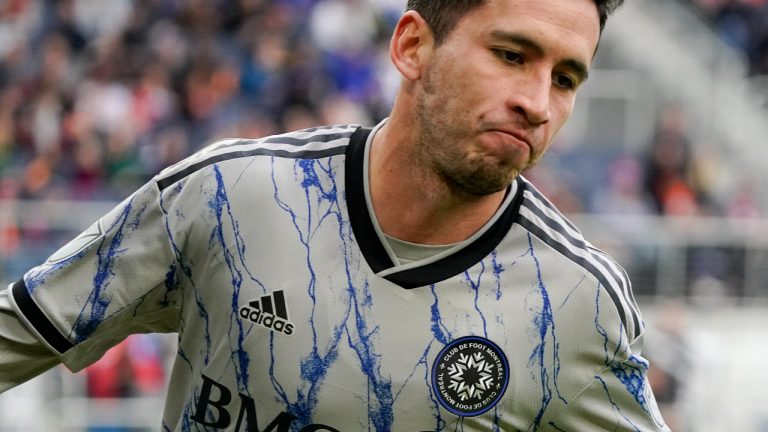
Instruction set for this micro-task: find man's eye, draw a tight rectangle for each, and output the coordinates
[554,73,576,89]
[494,49,524,64]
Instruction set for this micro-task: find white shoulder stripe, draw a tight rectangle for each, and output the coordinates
[519,187,642,340]
[521,180,581,233]
[522,189,629,291]
[523,189,583,240]
[519,203,628,292]
[156,125,357,185]
[520,179,633,296]
[193,136,349,161]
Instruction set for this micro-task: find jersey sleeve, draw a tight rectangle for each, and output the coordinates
[7,180,182,373]
[552,347,670,431]
[0,286,60,393]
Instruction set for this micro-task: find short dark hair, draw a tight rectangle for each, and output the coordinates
[406,0,625,44]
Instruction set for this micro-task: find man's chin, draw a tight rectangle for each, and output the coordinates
[445,170,518,198]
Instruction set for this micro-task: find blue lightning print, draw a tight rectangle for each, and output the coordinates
[159,180,210,369]
[344,280,395,431]
[208,164,252,393]
[465,261,489,337]
[69,196,146,343]
[268,157,354,427]
[525,233,565,431]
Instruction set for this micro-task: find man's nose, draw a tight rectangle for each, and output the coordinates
[507,73,551,126]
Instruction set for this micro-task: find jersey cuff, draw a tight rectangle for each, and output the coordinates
[9,279,73,355]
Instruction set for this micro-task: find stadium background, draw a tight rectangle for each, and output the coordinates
[1,0,767,430]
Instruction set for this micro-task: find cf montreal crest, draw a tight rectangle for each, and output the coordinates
[431,336,509,417]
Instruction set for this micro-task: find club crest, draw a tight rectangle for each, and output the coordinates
[431,336,509,417]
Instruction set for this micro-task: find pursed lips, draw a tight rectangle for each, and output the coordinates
[485,128,534,155]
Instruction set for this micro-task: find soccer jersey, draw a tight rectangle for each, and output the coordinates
[7,121,668,431]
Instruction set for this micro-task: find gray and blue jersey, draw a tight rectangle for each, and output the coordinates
[7,122,668,431]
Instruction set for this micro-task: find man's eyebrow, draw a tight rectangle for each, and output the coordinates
[562,59,589,84]
[489,30,590,83]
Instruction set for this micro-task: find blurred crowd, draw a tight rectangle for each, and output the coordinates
[684,0,768,76]
[0,0,761,213]
[0,0,403,204]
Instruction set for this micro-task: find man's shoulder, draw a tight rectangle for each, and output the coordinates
[515,176,643,341]
[516,176,592,253]
[515,176,624,277]
[155,124,362,191]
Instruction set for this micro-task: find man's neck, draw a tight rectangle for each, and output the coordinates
[368,121,507,245]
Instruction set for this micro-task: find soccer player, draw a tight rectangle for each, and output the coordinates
[1,0,670,430]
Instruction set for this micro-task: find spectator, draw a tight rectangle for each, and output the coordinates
[642,106,712,216]
[0,1,398,204]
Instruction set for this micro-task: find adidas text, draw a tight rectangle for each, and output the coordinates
[239,307,294,335]
[239,290,295,336]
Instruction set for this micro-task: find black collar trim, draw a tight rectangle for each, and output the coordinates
[345,127,524,289]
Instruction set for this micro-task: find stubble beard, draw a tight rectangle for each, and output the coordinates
[414,71,520,199]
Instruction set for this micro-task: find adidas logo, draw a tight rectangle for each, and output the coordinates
[239,290,295,336]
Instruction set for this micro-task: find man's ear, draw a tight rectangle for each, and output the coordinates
[390,11,434,81]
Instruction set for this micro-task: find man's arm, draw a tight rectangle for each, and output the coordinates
[0,287,60,394]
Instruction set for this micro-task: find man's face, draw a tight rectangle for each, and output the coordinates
[414,0,600,196]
